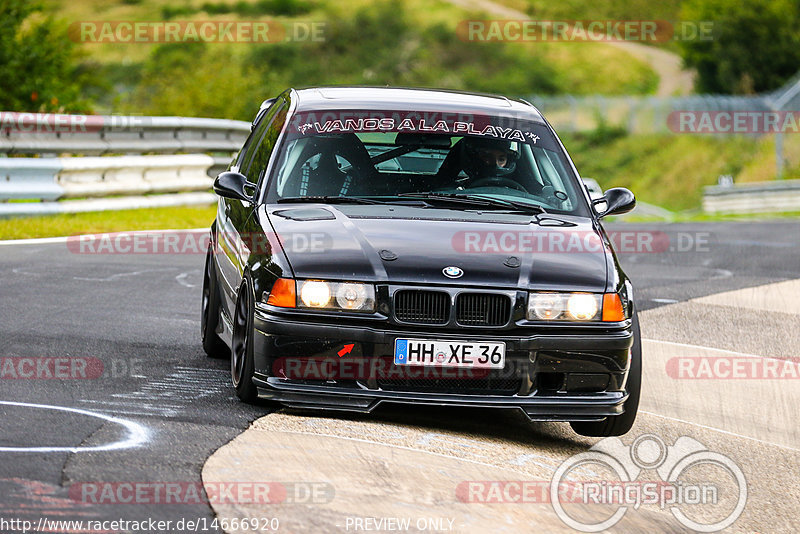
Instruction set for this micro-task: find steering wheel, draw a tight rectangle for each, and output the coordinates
[469,176,528,192]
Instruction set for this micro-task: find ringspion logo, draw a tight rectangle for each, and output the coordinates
[550,434,747,532]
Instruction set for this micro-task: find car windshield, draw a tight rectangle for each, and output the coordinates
[265,109,589,216]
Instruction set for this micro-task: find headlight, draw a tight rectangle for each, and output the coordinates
[336,282,369,310]
[529,293,565,320]
[528,292,608,321]
[298,280,375,312]
[300,280,331,308]
[566,293,599,320]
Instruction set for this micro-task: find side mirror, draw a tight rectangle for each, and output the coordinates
[594,187,636,218]
[213,171,255,203]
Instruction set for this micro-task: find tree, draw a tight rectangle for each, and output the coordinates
[0,0,94,112]
[679,0,800,94]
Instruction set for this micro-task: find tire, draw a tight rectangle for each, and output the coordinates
[571,310,642,437]
[201,246,229,359]
[231,277,259,403]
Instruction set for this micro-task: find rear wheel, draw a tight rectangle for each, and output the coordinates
[201,246,228,359]
[231,278,259,403]
[570,311,642,437]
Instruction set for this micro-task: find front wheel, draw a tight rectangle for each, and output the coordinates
[231,279,259,403]
[570,311,642,437]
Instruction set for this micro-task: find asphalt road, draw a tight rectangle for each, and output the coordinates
[0,221,798,533]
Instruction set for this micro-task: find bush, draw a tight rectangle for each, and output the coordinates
[126,1,653,119]
[247,2,561,96]
[126,43,260,119]
[162,0,315,19]
[0,0,97,112]
[679,0,800,94]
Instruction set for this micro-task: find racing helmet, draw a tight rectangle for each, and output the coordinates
[459,137,519,180]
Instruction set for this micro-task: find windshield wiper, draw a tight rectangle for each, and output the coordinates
[397,192,547,214]
[277,196,392,205]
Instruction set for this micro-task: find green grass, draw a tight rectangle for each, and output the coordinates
[500,0,682,21]
[495,0,684,49]
[0,205,216,240]
[615,210,800,223]
[43,0,658,118]
[560,128,800,211]
[668,210,800,222]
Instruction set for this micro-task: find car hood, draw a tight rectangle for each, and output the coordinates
[264,204,609,292]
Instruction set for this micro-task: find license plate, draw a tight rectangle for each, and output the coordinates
[394,339,505,369]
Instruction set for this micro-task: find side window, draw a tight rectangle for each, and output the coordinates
[245,103,289,186]
[238,99,283,177]
[234,114,267,171]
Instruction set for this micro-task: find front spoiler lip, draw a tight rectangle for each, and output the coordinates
[252,376,627,422]
[253,310,634,352]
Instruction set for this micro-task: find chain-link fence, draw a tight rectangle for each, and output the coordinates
[526,94,772,135]
[526,71,800,178]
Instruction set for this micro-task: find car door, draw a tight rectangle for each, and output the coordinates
[216,99,285,314]
[236,98,290,283]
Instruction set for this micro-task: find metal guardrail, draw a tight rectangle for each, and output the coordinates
[703,179,800,214]
[4,111,798,217]
[0,114,249,217]
[0,154,217,201]
[0,115,250,156]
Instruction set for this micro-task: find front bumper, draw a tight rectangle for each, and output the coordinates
[252,309,633,422]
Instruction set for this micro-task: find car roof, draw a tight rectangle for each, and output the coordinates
[290,86,545,123]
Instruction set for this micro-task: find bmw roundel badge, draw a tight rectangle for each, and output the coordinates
[442,266,463,278]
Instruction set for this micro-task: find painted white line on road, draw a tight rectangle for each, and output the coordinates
[640,337,800,451]
[0,400,150,453]
[0,236,71,245]
[692,278,800,315]
[74,267,177,282]
[176,272,197,288]
[711,268,733,279]
[641,411,800,454]
[643,337,799,360]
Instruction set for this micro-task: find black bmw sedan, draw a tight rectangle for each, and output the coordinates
[201,87,640,437]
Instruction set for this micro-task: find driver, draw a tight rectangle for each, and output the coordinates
[459,137,519,182]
